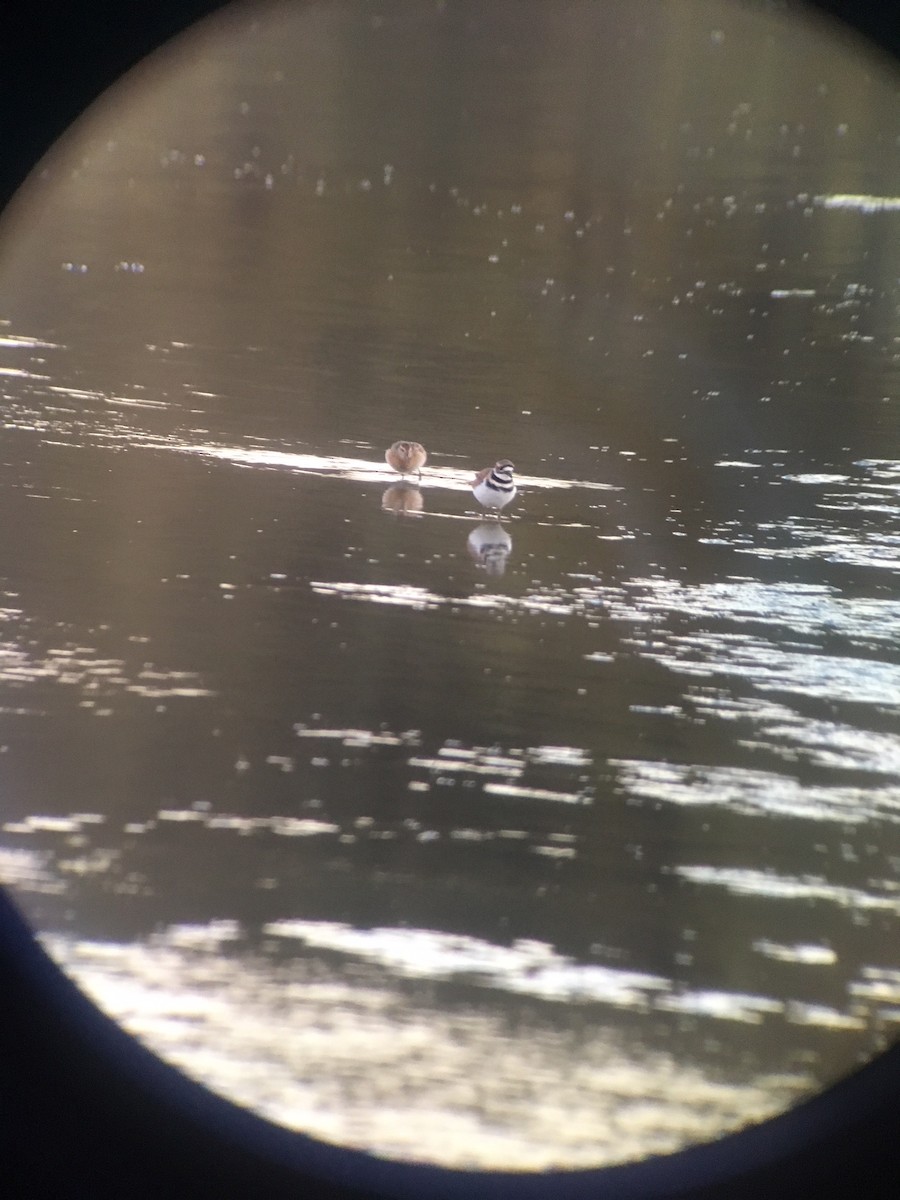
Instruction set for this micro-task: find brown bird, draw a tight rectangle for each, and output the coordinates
[385,440,427,478]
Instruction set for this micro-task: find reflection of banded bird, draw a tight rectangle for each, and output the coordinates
[385,440,427,479]
[467,522,513,576]
[381,483,424,517]
[472,459,516,512]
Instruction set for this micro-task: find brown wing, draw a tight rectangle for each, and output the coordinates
[472,467,490,486]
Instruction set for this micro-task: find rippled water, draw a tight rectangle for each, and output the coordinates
[0,0,899,1173]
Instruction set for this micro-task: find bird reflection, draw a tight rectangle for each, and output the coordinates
[382,482,424,517]
[467,522,513,576]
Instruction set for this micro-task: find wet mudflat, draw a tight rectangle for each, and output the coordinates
[0,0,899,1171]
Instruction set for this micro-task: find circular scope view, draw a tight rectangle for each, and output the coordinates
[0,0,898,1172]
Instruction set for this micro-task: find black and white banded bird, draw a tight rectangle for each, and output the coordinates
[472,459,516,512]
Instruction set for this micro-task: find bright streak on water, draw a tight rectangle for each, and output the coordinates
[265,920,670,1003]
[752,941,837,966]
[483,782,589,804]
[0,333,62,349]
[149,440,620,493]
[814,193,900,211]
[675,866,900,912]
[613,759,900,824]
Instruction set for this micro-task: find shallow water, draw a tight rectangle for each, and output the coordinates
[0,0,899,1173]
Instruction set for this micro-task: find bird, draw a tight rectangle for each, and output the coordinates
[382,483,424,517]
[472,459,516,512]
[467,522,513,576]
[385,440,427,479]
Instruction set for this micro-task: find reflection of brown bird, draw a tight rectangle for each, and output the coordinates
[382,483,424,517]
[386,440,427,479]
